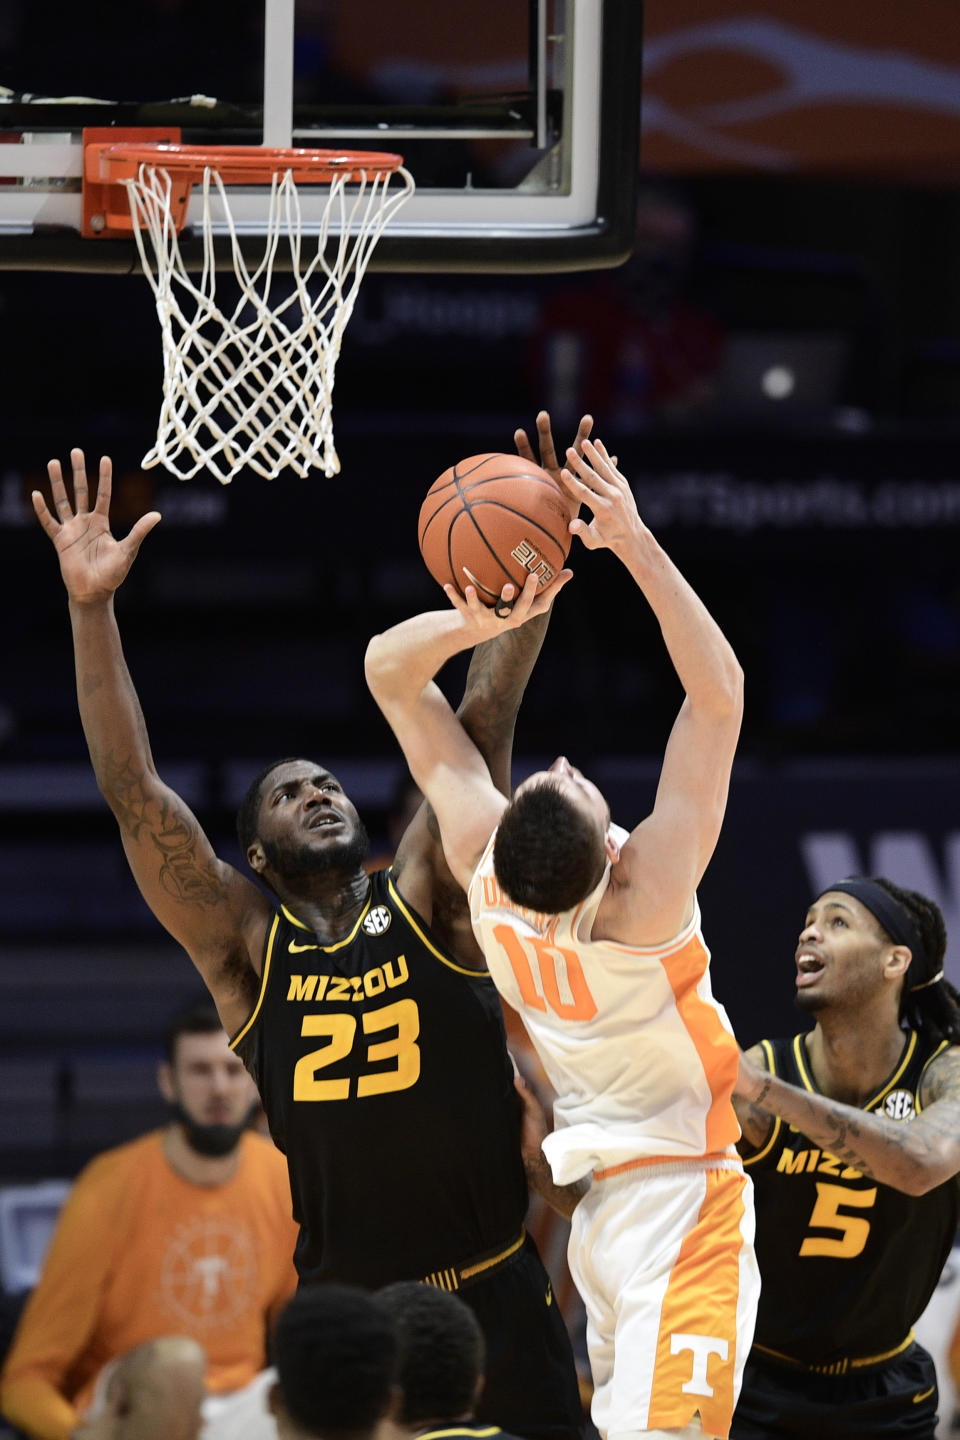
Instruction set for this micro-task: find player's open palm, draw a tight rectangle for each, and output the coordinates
[34,449,161,605]
[559,439,642,557]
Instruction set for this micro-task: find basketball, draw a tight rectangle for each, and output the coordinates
[418,453,572,606]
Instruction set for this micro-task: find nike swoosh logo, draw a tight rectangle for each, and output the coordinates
[913,1386,936,1404]
[289,939,321,953]
[545,1282,553,1306]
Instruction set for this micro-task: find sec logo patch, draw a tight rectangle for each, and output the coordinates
[880,1089,915,1120]
[363,905,392,936]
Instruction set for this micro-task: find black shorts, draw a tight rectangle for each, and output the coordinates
[730,1343,939,1440]
[461,1233,585,1440]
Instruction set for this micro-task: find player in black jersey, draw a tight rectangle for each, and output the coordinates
[730,876,960,1440]
[33,414,590,1440]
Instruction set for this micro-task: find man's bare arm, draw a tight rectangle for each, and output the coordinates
[35,452,267,1033]
[390,413,590,947]
[514,1071,589,1221]
[456,411,591,794]
[554,441,743,944]
[735,1044,960,1194]
[732,1043,776,1152]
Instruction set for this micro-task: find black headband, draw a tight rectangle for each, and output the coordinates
[818,878,940,990]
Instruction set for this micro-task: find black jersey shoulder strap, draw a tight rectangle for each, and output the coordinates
[740,1036,785,1167]
[229,908,283,1052]
[915,1037,951,1114]
[385,871,493,981]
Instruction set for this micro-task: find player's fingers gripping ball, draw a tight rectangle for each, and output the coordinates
[418,453,572,608]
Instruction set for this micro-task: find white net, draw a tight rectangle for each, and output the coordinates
[123,159,415,483]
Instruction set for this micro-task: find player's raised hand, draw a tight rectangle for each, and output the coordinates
[443,568,571,641]
[558,439,642,557]
[33,449,162,605]
[514,409,593,491]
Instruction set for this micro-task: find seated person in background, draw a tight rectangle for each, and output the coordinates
[378,1280,530,1440]
[0,1005,298,1440]
[72,1337,206,1440]
[267,1285,398,1440]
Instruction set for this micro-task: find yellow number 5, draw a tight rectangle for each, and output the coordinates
[799,1182,877,1258]
[293,1000,421,1101]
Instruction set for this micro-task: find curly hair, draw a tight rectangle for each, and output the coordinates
[870,877,960,1044]
[272,1284,397,1438]
[493,780,607,914]
[378,1281,484,1424]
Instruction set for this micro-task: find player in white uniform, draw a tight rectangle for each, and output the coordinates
[365,438,759,1440]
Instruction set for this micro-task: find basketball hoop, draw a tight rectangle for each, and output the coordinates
[83,136,415,483]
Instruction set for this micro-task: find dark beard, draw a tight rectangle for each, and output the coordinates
[261,819,371,879]
[169,1100,260,1157]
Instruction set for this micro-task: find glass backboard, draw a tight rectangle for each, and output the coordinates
[0,0,643,273]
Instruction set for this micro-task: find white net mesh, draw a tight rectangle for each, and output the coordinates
[123,160,415,483]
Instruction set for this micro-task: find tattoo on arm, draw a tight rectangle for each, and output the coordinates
[737,1092,777,1150]
[754,1053,960,1187]
[459,618,548,757]
[153,803,226,906]
[524,1148,588,1221]
[101,752,226,910]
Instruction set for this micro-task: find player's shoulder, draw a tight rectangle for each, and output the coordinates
[743,1038,775,1068]
[919,1040,960,1103]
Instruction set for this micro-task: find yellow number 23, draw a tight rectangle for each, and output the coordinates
[293,999,421,1102]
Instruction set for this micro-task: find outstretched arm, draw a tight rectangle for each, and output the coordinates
[366,571,571,892]
[34,451,268,1036]
[389,414,589,957]
[455,411,592,793]
[558,441,744,944]
[735,1044,960,1194]
[732,1043,776,1151]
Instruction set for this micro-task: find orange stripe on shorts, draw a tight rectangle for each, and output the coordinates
[647,1166,748,1439]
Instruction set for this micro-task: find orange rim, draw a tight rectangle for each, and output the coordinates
[92,142,406,186]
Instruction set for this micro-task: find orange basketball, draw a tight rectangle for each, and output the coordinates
[418,453,572,606]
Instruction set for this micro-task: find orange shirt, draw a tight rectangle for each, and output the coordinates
[0,1130,298,1440]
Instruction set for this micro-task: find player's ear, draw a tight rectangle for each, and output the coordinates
[605,832,621,865]
[247,841,266,873]
[886,944,913,982]
[156,1061,175,1103]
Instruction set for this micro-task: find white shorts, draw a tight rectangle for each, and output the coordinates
[568,1156,759,1440]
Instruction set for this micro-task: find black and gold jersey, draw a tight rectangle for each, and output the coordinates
[231,868,528,1287]
[743,1029,960,1366]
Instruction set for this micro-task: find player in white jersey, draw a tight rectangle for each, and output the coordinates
[365,438,759,1440]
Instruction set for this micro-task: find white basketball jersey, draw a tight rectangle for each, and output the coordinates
[469,824,742,1184]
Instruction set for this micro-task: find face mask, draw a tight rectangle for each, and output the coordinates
[168,1100,260,1157]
